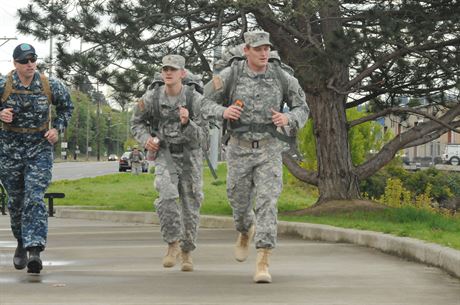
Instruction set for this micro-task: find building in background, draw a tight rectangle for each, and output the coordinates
[383,95,458,166]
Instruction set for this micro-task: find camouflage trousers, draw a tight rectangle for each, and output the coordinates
[153,148,203,252]
[0,133,52,250]
[131,162,142,175]
[226,139,283,249]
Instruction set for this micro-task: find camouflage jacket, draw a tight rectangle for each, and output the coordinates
[131,85,205,150]
[203,61,309,141]
[0,70,73,133]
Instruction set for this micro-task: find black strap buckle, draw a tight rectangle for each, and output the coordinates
[169,143,184,153]
[251,140,259,149]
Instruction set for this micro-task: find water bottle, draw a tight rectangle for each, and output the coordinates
[147,137,160,161]
[231,100,244,122]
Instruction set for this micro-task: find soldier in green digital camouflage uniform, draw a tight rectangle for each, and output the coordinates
[203,31,309,283]
[131,55,205,272]
[128,146,144,175]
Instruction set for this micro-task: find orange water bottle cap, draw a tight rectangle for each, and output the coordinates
[234,100,244,108]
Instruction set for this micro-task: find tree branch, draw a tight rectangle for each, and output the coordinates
[402,121,460,148]
[346,37,460,90]
[356,104,460,179]
[282,153,318,186]
[345,91,383,109]
[348,106,460,134]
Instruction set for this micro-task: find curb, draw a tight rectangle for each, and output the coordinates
[55,208,460,279]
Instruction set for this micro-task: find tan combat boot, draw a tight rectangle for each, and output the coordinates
[253,248,272,283]
[162,241,180,268]
[181,251,193,272]
[235,225,255,262]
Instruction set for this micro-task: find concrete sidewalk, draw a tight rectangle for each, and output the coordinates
[1,212,460,305]
[56,208,460,279]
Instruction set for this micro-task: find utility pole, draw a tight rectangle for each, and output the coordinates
[48,0,54,78]
[126,107,130,144]
[48,33,53,78]
[0,37,17,48]
[96,81,101,161]
[74,94,80,160]
[107,114,112,156]
[86,98,90,160]
[209,26,223,170]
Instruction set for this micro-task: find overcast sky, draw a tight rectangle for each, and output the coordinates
[0,0,53,73]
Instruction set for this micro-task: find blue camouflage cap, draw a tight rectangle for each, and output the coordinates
[13,43,37,60]
[244,31,273,48]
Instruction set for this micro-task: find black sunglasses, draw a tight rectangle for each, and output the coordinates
[15,56,38,65]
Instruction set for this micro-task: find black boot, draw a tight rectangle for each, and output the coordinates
[27,247,43,274]
[13,240,27,270]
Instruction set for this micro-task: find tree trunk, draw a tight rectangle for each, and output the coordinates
[309,90,361,204]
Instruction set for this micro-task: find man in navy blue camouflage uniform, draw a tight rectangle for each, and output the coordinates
[0,43,73,274]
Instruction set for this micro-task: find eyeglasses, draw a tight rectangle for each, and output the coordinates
[15,56,38,65]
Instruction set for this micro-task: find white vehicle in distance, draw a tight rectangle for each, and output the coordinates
[442,144,460,165]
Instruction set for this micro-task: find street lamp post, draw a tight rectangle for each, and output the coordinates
[107,116,111,156]
[86,98,90,161]
[106,122,123,157]
[96,82,101,161]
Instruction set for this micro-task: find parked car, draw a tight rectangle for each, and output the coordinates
[118,151,149,172]
[442,144,460,165]
[108,154,118,161]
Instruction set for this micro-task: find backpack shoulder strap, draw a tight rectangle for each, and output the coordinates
[272,63,290,111]
[40,74,52,104]
[184,85,195,119]
[2,71,53,104]
[151,85,161,131]
[222,60,242,107]
[1,71,15,103]
[149,79,165,90]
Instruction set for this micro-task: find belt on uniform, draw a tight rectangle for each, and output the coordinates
[1,123,48,134]
[169,143,184,153]
[228,137,273,149]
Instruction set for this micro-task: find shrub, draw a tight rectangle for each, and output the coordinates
[362,166,460,210]
[378,178,411,207]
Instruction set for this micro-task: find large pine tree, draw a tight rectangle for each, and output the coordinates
[18,0,460,204]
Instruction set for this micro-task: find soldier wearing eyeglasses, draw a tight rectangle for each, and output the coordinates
[0,43,74,274]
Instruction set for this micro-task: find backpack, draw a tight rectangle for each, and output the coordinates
[216,44,293,108]
[1,70,53,132]
[216,44,298,149]
[147,70,218,177]
[148,69,203,133]
[148,69,217,173]
[1,70,52,104]
[129,150,143,162]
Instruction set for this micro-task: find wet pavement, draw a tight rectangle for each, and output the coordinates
[1,216,459,305]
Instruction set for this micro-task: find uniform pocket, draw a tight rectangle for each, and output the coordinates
[33,97,50,124]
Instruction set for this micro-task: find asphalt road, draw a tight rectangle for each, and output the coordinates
[52,161,120,181]
[1,216,459,305]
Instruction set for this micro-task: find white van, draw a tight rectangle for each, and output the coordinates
[442,144,460,165]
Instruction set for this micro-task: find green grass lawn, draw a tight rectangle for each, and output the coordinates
[48,163,460,250]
